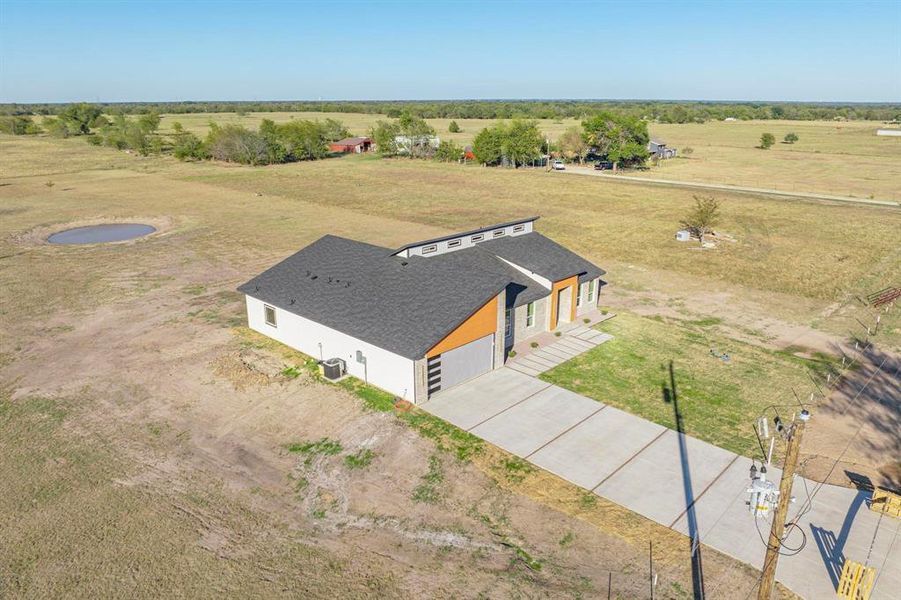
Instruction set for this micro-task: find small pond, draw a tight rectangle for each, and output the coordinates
[47,223,157,245]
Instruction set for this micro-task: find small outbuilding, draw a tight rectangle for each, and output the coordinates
[329,137,372,153]
[648,139,677,159]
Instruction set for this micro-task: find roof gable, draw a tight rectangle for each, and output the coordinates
[238,235,511,359]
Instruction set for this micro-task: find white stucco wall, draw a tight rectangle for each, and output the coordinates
[245,295,416,401]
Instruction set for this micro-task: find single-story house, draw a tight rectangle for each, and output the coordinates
[239,217,605,403]
[329,137,372,153]
[648,139,677,159]
[394,134,440,154]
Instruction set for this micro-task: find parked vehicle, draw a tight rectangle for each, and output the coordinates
[552,160,565,170]
[594,160,614,171]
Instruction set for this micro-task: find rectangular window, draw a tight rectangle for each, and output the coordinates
[422,244,437,254]
[492,229,505,238]
[504,308,512,338]
[264,304,277,327]
[447,239,462,248]
[577,284,583,307]
[526,302,535,327]
[588,279,596,302]
[471,234,484,243]
[512,224,525,233]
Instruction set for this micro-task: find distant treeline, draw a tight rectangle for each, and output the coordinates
[3,100,900,122]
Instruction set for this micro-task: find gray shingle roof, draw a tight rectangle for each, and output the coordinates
[238,235,511,360]
[238,230,605,359]
[478,232,606,284]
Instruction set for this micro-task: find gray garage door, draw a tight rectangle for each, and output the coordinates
[427,334,495,397]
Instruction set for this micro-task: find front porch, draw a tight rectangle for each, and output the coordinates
[504,309,615,376]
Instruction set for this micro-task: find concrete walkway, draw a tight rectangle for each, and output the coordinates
[422,368,901,599]
[559,167,901,208]
[506,324,613,376]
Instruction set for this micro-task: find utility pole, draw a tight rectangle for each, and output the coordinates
[757,409,809,600]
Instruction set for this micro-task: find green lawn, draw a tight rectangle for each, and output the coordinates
[540,312,840,458]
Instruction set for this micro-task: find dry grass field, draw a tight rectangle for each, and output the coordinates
[158,112,901,200]
[639,119,901,200]
[0,134,805,599]
[2,131,897,597]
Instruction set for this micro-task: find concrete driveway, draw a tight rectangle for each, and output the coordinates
[422,368,901,599]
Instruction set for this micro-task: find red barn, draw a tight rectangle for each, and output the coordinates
[329,136,372,153]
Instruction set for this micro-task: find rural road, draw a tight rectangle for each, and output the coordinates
[422,358,901,599]
[558,167,901,208]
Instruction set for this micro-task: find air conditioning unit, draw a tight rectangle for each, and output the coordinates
[322,358,346,381]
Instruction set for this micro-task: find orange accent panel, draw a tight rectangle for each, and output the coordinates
[549,275,578,330]
[427,296,499,358]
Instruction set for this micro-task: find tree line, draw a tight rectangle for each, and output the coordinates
[0,102,354,165]
[3,100,900,122]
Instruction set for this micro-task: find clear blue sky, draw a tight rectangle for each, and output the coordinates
[1,0,898,103]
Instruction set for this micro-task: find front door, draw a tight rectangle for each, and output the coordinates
[556,287,572,327]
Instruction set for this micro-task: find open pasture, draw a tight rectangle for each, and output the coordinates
[158,112,901,200]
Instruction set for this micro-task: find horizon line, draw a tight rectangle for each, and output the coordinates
[2,98,900,106]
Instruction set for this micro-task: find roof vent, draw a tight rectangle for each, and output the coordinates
[400,261,409,266]
[311,275,318,280]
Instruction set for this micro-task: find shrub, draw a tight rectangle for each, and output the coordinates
[43,117,71,138]
[530,342,539,348]
[205,123,271,165]
[783,132,799,144]
[508,350,517,358]
[448,120,461,133]
[344,448,375,469]
[0,115,40,135]
[759,133,775,149]
[433,140,464,162]
[173,132,207,160]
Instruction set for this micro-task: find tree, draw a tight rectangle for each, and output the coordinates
[397,111,436,158]
[58,103,102,135]
[321,118,349,142]
[783,132,799,144]
[205,124,270,165]
[448,120,461,133]
[433,140,463,162]
[472,124,505,165]
[759,133,775,149]
[275,119,329,161]
[558,125,588,164]
[582,111,649,167]
[471,120,543,167]
[369,120,401,155]
[504,119,543,167]
[680,196,721,245]
[138,110,161,133]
